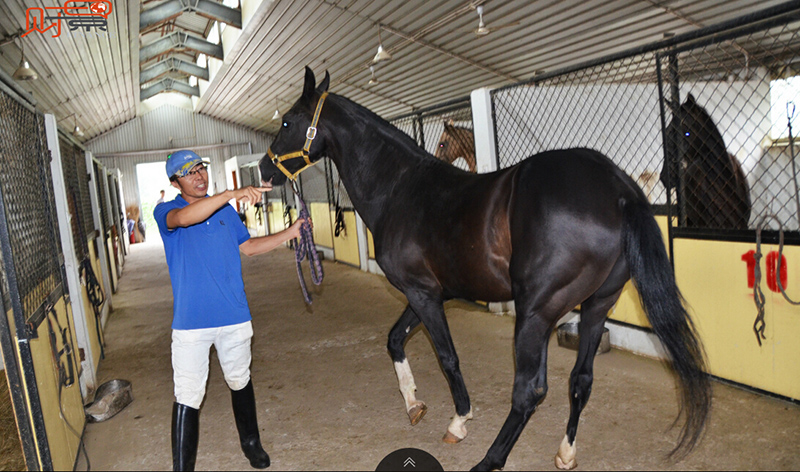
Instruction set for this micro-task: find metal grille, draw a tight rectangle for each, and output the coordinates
[0,92,63,319]
[298,159,329,204]
[326,158,352,209]
[74,146,94,238]
[390,98,476,172]
[94,161,110,231]
[240,165,258,188]
[493,52,666,205]
[107,174,123,235]
[492,11,800,232]
[58,136,86,262]
[659,16,800,230]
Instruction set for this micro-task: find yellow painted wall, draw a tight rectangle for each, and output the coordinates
[674,238,800,400]
[84,240,105,377]
[310,202,333,249]
[244,204,267,237]
[367,228,375,259]
[608,215,671,328]
[267,200,286,234]
[105,235,118,290]
[23,297,85,470]
[331,209,360,267]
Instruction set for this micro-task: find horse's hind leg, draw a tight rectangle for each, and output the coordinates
[472,300,556,471]
[556,261,628,470]
[388,305,427,425]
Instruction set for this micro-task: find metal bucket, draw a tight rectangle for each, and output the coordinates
[85,379,133,423]
[556,321,611,355]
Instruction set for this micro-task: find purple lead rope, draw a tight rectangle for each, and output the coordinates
[293,189,323,304]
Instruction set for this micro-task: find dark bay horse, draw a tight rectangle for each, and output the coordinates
[434,122,477,173]
[660,94,751,229]
[260,68,710,471]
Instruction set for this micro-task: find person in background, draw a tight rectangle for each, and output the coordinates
[157,189,165,205]
[154,150,307,471]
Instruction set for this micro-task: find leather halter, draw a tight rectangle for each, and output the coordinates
[266,92,328,181]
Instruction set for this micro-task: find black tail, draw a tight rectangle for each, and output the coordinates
[621,198,711,459]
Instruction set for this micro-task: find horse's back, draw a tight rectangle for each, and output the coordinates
[507,149,644,289]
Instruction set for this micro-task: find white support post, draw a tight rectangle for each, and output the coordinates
[45,114,96,397]
[471,88,498,174]
[356,212,369,272]
[472,89,513,315]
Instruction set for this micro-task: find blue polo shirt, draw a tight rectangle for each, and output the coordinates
[154,195,252,330]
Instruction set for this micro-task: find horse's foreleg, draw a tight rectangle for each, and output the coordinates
[556,261,627,470]
[406,294,472,444]
[388,306,426,425]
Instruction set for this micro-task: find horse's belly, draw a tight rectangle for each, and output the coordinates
[443,257,513,302]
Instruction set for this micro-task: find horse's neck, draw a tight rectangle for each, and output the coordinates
[325,98,432,229]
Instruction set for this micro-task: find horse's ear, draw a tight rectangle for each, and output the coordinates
[445,118,455,127]
[303,66,316,100]
[317,70,330,93]
[686,93,696,105]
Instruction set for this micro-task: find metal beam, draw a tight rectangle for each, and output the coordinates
[140,78,200,101]
[195,0,242,28]
[140,58,209,84]
[139,0,185,31]
[139,32,223,63]
[140,0,242,30]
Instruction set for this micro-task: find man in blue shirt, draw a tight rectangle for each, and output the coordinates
[155,150,305,471]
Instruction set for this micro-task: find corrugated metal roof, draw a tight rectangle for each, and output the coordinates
[0,0,796,141]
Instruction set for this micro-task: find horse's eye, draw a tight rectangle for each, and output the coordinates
[283,121,289,128]
[439,142,446,148]
[685,132,690,137]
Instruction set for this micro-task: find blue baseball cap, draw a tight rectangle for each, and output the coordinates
[166,150,205,178]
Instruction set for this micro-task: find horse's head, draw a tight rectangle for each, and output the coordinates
[259,67,331,187]
[434,122,476,172]
[434,121,458,162]
[659,93,724,190]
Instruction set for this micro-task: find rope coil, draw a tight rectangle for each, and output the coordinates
[292,183,323,304]
[753,214,800,346]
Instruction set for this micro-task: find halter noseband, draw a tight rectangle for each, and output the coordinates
[266,92,328,181]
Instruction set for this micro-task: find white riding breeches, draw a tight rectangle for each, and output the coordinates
[172,321,253,409]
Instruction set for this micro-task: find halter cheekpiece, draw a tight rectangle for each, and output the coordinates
[266,92,328,181]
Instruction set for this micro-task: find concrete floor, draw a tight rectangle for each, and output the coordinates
[78,237,800,471]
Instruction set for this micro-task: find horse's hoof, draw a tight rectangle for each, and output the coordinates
[442,430,465,444]
[555,455,577,470]
[408,403,427,426]
[554,435,577,470]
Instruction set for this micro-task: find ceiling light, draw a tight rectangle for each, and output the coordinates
[13,42,37,81]
[271,109,280,120]
[72,115,84,137]
[372,26,392,64]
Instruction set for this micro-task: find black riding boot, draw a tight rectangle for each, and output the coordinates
[172,402,199,471]
[231,380,270,469]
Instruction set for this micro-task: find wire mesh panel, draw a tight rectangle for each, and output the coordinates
[324,158,353,210]
[57,136,86,262]
[298,159,329,204]
[94,162,110,231]
[390,98,476,173]
[74,147,94,239]
[492,53,666,205]
[658,15,800,231]
[0,92,63,320]
[240,165,258,188]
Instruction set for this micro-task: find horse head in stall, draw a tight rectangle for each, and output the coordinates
[434,121,477,173]
[260,67,710,471]
[659,94,751,229]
